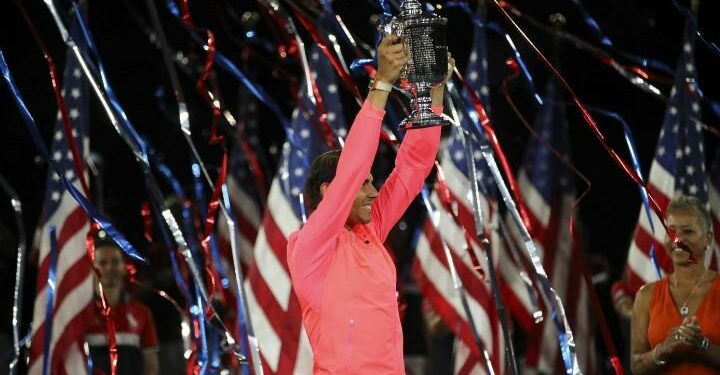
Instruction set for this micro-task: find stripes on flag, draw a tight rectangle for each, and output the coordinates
[414,11,537,373]
[28,43,92,375]
[413,122,505,374]
[243,45,346,374]
[624,27,708,295]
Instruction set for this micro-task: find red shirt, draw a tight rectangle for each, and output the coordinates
[85,299,159,375]
[647,276,720,374]
[287,101,441,374]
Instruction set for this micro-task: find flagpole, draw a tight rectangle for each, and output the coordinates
[452,115,521,375]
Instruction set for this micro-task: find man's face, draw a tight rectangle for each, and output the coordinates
[343,174,379,228]
[93,245,127,288]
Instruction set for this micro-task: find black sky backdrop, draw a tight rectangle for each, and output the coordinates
[1,0,720,369]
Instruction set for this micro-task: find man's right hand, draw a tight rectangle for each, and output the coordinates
[375,35,409,84]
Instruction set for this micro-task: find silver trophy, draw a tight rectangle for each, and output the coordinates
[381,0,449,130]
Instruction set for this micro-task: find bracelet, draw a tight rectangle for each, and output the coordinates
[652,346,666,367]
[369,79,393,92]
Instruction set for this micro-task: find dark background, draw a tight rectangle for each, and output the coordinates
[1,0,720,373]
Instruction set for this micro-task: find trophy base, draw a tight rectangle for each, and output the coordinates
[399,109,450,131]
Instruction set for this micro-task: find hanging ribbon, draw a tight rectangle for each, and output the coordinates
[575,105,663,279]
[419,188,497,375]
[316,0,369,58]
[162,1,303,153]
[478,142,582,374]
[49,2,245,358]
[172,0,231,309]
[497,1,719,137]
[192,164,230,290]
[251,0,342,149]
[501,68,625,374]
[141,201,154,244]
[490,0,694,261]
[221,184,261,375]
[142,0,270,220]
[194,291,210,375]
[41,227,59,375]
[286,1,363,104]
[668,0,720,58]
[565,0,676,75]
[452,67,536,237]
[14,0,90,197]
[441,1,542,106]
[446,84,546,326]
[289,13,398,145]
[192,164,225,301]
[0,174,27,375]
[150,157,193,303]
[0,48,146,265]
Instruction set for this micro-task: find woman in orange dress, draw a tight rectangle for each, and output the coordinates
[631,195,720,374]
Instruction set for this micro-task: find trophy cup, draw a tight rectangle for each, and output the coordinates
[381,0,449,130]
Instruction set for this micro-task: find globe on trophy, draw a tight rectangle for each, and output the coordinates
[381,0,449,130]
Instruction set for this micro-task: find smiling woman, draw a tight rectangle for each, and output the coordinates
[631,196,720,374]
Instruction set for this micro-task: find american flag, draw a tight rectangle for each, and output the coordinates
[707,149,720,269]
[512,80,594,374]
[414,14,506,373]
[462,6,541,332]
[413,123,505,375]
[414,12,535,374]
[28,46,92,375]
[624,28,707,295]
[243,45,346,374]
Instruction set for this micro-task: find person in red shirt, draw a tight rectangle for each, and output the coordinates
[287,35,453,374]
[85,237,160,375]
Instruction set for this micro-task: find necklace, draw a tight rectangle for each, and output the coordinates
[674,271,706,318]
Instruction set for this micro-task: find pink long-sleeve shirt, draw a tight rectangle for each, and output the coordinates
[287,100,442,374]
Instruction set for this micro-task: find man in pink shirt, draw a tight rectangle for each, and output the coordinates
[287,35,452,374]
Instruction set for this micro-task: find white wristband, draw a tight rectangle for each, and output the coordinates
[370,80,393,92]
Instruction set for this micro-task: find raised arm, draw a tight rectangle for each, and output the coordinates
[288,36,408,306]
[370,56,454,241]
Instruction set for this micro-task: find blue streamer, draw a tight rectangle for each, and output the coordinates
[42,227,59,375]
[163,0,304,152]
[0,333,31,366]
[349,58,376,76]
[579,105,663,279]
[691,82,720,123]
[668,0,720,58]
[566,0,612,46]
[195,291,209,375]
[151,158,200,303]
[443,1,543,106]
[564,0,677,75]
[0,48,147,265]
[71,4,149,163]
[191,163,231,289]
[220,185,252,375]
[86,343,94,375]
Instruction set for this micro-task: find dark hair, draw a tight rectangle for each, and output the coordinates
[667,195,712,233]
[303,149,342,214]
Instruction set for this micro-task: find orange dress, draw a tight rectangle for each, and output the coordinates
[647,275,720,374]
